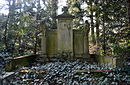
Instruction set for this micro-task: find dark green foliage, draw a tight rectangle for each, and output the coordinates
[67,0,128,56]
[0,0,58,58]
[0,0,129,60]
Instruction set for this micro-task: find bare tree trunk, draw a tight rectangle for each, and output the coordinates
[128,0,130,23]
[18,36,22,54]
[51,0,58,29]
[84,20,90,55]
[4,20,8,49]
[41,22,46,55]
[103,16,106,55]
[3,0,11,49]
[127,0,130,57]
[4,0,16,50]
[96,18,99,46]
[128,0,130,45]
[34,36,38,54]
[90,1,96,45]
[95,1,100,46]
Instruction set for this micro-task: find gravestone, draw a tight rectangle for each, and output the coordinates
[40,6,90,59]
[56,7,74,56]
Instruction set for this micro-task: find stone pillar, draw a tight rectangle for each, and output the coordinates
[84,20,90,57]
[41,22,46,55]
[56,7,74,56]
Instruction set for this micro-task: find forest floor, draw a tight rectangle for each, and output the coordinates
[1,60,130,85]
